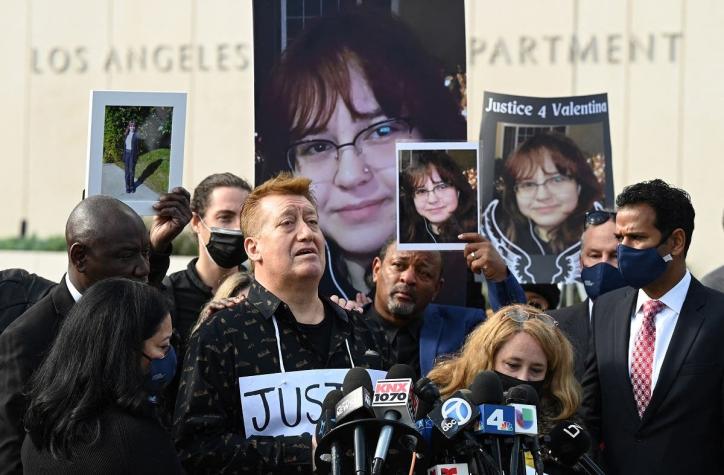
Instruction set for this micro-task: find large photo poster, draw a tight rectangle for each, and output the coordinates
[253,1,468,303]
[479,92,614,284]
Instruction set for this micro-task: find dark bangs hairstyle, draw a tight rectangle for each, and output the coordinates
[24,278,169,460]
[400,150,477,242]
[258,10,466,181]
[501,131,602,253]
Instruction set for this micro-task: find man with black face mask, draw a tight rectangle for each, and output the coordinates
[163,173,252,347]
[581,179,724,475]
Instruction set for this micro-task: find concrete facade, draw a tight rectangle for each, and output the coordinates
[0,0,721,277]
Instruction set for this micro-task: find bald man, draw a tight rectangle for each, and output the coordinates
[0,190,191,474]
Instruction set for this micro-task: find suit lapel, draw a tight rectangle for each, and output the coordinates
[642,280,707,424]
[610,287,640,419]
[419,306,443,376]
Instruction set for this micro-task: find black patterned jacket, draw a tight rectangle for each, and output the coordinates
[173,280,388,474]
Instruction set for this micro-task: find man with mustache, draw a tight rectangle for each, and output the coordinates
[363,237,488,377]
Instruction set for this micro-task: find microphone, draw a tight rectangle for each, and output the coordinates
[413,376,441,419]
[545,421,605,475]
[468,371,506,473]
[370,364,418,475]
[316,389,344,475]
[428,388,481,439]
[504,385,541,475]
[336,368,375,475]
[426,463,471,474]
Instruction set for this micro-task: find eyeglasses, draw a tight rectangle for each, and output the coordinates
[413,182,454,201]
[585,209,616,228]
[502,307,558,327]
[286,118,414,182]
[513,174,575,198]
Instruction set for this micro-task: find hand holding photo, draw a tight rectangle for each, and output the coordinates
[397,142,480,251]
[86,91,186,215]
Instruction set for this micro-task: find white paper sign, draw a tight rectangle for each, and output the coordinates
[239,368,386,437]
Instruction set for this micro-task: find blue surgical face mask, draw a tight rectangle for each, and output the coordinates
[616,243,673,289]
[580,262,628,300]
[144,346,177,395]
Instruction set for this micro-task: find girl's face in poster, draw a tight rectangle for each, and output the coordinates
[412,165,459,226]
[513,151,580,232]
[294,66,422,254]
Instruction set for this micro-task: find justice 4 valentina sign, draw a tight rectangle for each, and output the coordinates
[238,369,385,437]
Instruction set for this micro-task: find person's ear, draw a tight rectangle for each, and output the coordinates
[69,243,88,273]
[190,212,203,235]
[245,236,262,264]
[668,228,687,257]
[371,257,382,284]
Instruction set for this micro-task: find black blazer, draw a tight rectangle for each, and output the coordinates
[581,278,724,475]
[550,300,590,383]
[0,278,75,475]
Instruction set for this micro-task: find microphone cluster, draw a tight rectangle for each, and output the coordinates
[315,367,604,475]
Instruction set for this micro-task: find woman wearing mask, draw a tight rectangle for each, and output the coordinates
[259,11,466,300]
[22,278,182,474]
[399,150,477,244]
[482,131,603,283]
[427,304,580,458]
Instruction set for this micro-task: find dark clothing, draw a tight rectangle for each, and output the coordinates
[365,305,423,377]
[122,132,141,192]
[0,269,55,335]
[581,279,724,475]
[294,314,334,364]
[21,406,183,475]
[173,279,388,474]
[549,300,590,382]
[0,250,170,475]
[162,258,213,347]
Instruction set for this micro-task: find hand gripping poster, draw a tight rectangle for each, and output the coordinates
[479,92,614,284]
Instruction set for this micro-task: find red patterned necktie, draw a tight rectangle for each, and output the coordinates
[631,299,666,418]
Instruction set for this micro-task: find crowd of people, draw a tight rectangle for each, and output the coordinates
[1,7,723,475]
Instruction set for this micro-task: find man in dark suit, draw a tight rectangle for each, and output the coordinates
[550,211,626,381]
[582,179,724,474]
[0,190,191,475]
[122,120,142,193]
[362,238,506,377]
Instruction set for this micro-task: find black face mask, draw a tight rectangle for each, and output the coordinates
[494,370,545,399]
[202,222,246,269]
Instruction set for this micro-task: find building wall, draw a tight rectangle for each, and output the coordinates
[1,0,721,277]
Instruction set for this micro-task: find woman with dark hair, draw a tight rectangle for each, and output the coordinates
[22,278,182,474]
[258,10,466,300]
[482,131,603,283]
[400,150,477,243]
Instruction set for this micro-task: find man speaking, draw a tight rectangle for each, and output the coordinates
[173,174,387,473]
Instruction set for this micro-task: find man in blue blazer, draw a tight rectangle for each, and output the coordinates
[362,238,521,377]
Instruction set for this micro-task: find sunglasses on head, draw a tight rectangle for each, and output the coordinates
[585,209,616,228]
[502,307,558,327]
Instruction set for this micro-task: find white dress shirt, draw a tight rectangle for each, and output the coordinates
[627,270,691,390]
[65,274,83,303]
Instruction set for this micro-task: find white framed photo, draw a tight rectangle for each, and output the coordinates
[396,141,481,251]
[85,90,187,215]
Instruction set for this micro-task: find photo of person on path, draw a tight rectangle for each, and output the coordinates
[122,120,141,194]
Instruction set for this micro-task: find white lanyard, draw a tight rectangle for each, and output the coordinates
[271,315,356,375]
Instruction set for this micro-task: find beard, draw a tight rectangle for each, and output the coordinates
[386,284,417,317]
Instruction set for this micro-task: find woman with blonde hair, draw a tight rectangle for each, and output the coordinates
[428,304,580,433]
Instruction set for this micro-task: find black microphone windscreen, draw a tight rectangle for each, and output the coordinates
[322,389,344,411]
[342,367,373,395]
[469,370,504,404]
[547,421,592,466]
[385,363,416,380]
[506,384,539,405]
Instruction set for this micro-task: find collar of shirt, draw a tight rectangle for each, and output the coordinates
[187,257,213,295]
[246,279,349,324]
[628,270,692,387]
[363,304,423,344]
[65,274,83,303]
